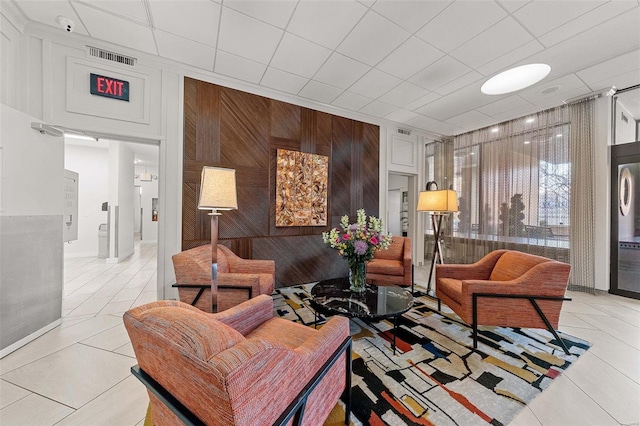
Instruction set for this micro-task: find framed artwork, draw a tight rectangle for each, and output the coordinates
[276,149,328,226]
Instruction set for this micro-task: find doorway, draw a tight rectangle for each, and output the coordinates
[610,142,640,299]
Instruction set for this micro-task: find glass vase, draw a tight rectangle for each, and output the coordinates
[349,261,367,293]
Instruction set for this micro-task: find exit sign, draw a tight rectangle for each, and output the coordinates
[90,73,129,101]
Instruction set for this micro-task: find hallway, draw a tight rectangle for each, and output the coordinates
[1,247,639,425]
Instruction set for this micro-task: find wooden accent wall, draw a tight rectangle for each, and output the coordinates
[182,77,379,287]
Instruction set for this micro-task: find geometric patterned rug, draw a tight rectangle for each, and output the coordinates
[273,284,591,426]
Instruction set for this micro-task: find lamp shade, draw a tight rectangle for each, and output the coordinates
[417,189,458,213]
[198,166,238,210]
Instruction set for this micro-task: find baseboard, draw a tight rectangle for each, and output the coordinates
[0,318,62,359]
[64,251,98,258]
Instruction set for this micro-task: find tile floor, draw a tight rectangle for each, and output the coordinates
[1,244,639,425]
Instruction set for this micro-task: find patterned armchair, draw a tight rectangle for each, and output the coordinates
[124,295,352,426]
[172,244,275,313]
[366,236,412,288]
[436,249,572,353]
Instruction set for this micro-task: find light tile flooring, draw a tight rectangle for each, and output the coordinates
[1,244,639,425]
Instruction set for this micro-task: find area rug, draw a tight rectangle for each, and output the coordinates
[273,284,591,426]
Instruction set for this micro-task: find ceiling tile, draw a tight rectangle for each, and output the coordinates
[17,1,89,35]
[149,1,220,47]
[349,68,402,98]
[287,0,367,49]
[214,50,266,84]
[433,70,482,96]
[525,12,640,80]
[514,1,605,38]
[377,36,444,80]
[577,50,640,89]
[336,11,410,66]
[585,69,640,94]
[415,1,507,53]
[385,109,420,124]
[79,0,148,25]
[372,0,451,33]
[378,81,429,108]
[72,2,157,54]
[424,121,465,136]
[223,0,296,29]
[539,1,640,47]
[218,7,282,64]
[260,67,308,94]
[313,53,370,90]
[299,80,343,104]
[270,33,331,78]
[414,82,496,120]
[155,30,215,71]
[450,17,533,69]
[405,92,441,111]
[445,110,493,128]
[518,74,589,104]
[406,114,442,129]
[491,104,543,123]
[477,39,545,77]
[477,95,534,117]
[331,91,373,111]
[359,100,398,117]
[496,0,530,14]
[409,55,472,92]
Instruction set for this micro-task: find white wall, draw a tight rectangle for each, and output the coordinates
[135,164,159,243]
[107,142,135,262]
[0,104,64,356]
[63,143,109,257]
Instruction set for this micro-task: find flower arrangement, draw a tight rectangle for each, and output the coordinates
[322,209,392,268]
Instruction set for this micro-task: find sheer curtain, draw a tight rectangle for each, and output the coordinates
[440,101,597,293]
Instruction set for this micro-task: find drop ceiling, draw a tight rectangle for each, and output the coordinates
[8,0,640,137]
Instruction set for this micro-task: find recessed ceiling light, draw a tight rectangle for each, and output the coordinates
[525,118,535,124]
[556,134,563,138]
[481,64,551,95]
[524,141,530,145]
[491,127,499,133]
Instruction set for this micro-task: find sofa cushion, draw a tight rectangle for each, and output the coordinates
[366,259,403,276]
[489,251,549,281]
[437,278,463,304]
[138,307,245,361]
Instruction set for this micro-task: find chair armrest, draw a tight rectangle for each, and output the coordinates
[217,273,261,296]
[436,249,506,280]
[295,316,350,363]
[212,294,273,335]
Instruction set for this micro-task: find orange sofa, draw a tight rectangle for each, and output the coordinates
[436,249,572,353]
[366,236,412,288]
[124,295,352,426]
[172,244,275,313]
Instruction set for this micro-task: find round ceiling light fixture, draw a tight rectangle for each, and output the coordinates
[481,64,551,95]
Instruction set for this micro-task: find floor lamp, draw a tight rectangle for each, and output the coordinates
[417,182,458,297]
[198,166,238,311]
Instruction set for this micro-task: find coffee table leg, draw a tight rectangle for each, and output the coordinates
[393,315,399,355]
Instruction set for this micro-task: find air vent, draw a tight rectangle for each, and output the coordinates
[397,128,411,135]
[88,46,136,66]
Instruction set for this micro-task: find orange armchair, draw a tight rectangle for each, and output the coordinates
[366,236,412,288]
[124,295,352,426]
[436,249,572,354]
[172,244,275,313]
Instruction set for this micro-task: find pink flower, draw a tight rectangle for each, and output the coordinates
[370,236,379,245]
[342,234,351,241]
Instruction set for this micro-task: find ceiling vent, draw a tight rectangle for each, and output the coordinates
[87,46,136,66]
[397,128,411,136]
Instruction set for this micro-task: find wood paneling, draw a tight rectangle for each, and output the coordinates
[182,78,379,286]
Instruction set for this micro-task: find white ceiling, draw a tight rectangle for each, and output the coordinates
[9,0,640,137]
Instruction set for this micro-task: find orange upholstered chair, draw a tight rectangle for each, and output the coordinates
[366,236,412,288]
[436,249,572,353]
[172,244,275,313]
[124,295,352,426]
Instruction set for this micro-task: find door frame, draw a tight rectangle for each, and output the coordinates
[609,141,640,299]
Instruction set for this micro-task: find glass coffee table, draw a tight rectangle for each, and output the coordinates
[309,277,414,354]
